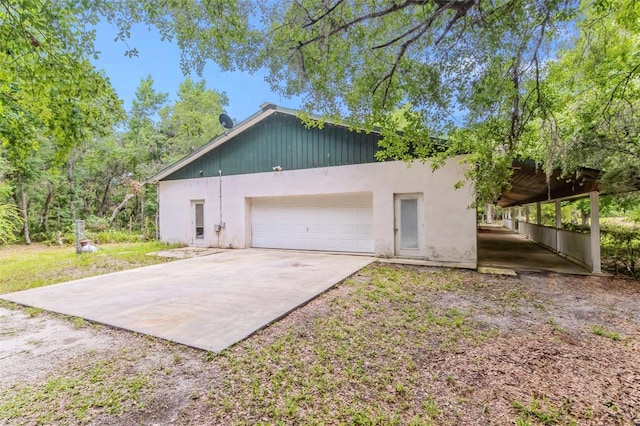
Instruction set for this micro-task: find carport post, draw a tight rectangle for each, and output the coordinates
[510,207,516,230]
[518,206,523,222]
[525,205,530,223]
[590,191,601,273]
[555,199,562,253]
[536,203,542,225]
[486,204,493,224]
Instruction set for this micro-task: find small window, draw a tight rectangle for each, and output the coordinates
[400,198,419,249]
[195,203,204,239]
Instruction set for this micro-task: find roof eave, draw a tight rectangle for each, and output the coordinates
[147,106,280,183]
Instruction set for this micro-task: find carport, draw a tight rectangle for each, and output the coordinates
[477,225,589,274]
[480,160,600,273]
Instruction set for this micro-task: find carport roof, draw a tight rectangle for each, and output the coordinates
[497,159,600,208]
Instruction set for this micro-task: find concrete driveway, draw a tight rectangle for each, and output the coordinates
[1,250,373,352]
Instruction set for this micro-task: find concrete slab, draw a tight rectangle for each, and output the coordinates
[477,226,590,274]
[1,250,373,352]
[149,246,226,259]
[477,266,517,276]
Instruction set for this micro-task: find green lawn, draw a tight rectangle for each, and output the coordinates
[0,242,179,295]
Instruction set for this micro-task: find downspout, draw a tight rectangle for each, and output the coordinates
[216,169,225,248]
[155,183,160,241]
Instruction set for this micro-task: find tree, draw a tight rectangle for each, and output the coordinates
[158,78,228,164]
[535,0,640,193]
[123,76,168,178]
[1,1,123,242]
[5,0,639,211]
[255,1,575,186]
[113,0,580,202]
[0,157,20,245]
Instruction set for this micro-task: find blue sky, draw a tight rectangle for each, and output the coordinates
[92,21,302,122]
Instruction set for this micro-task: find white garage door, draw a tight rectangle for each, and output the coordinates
[251,193,374,253]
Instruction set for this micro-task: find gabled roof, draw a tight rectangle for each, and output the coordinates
[148,102,373,183]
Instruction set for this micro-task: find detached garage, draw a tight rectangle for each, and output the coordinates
[149,103,477,268]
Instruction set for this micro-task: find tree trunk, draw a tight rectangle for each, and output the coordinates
[68,155,76,221]
[16,174,31,244]
[140,190,145,234]
[97,180,111,217]
[109,193,134,225]
[39,182,55,233]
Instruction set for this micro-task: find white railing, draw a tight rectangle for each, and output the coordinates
[519,222,556,250]
[558,229,592,267]
[517,221,592,268]
[503,218,514,230]
[539,226,558,251]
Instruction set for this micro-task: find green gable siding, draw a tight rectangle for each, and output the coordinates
[162,112,381,181]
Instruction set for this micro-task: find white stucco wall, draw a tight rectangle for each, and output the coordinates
[157,157,477,267]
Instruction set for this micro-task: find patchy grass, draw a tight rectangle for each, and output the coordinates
[512,395,576,425]
[0,242,180,294]
[178,268,473,423]
[177,265,640,425]
[591,325,622,341]
[0,357,151,425]
[2,264,639,425]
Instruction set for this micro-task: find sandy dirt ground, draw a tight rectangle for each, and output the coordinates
[1,266,639,425]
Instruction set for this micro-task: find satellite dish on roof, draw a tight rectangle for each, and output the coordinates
[219,113,233,130]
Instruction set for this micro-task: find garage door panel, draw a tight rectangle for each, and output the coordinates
[251,194,374,253]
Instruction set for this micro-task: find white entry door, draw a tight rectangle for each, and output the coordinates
[395,193,425,257]
[251,193,374,253]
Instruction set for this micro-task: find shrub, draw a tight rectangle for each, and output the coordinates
[562,223,590,233]
[0,202,21,245]
[31,230,75,246]
[91,230,147,244]
[84,215,110,232]
[600,224,640,278]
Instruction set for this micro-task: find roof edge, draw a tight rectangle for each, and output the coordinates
[147,105,279,183]
[147,103,381,184]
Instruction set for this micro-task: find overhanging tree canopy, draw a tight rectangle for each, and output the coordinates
[3,0,639,211]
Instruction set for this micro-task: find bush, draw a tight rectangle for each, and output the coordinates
[31,230,75,246]
[90,230,147,244]
[84,215,110,232]
[562,223,590,233]
[0,202,21,245]
[601,224,640,278]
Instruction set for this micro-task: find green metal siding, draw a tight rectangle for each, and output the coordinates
[162,112,381,181]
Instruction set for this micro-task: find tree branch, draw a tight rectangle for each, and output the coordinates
[371,22,433,108]
[604,61,640,117]
[301,0,346,28]
[295,0,429,50]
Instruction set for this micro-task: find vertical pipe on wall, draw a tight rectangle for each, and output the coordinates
[155,184,160,241]
[217,169,223,248]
